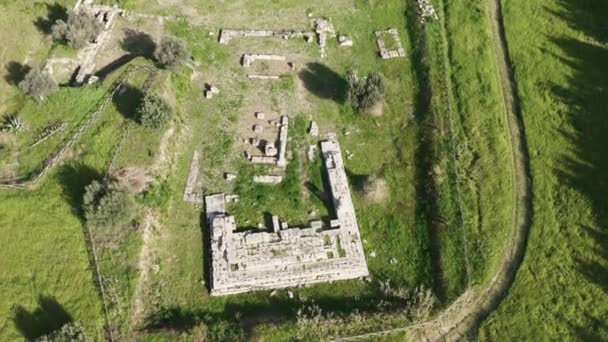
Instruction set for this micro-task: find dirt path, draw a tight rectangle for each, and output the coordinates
[337,0,533,340]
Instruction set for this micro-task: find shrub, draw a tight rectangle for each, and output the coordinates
[36,322,88,342]
[83,180,137,229]
[138,93,172,128]
[51,10,103,49]
[18,68,58,101]
[345,69,386,112]
[154,36,190,69]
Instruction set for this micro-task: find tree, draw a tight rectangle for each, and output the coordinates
[51,10,103,49]
[137,93,172,128]
[83,180,136,229]
[36,322,88,342]
[18,68,58,101]
[154,36,190,69]
[345,69,386,112]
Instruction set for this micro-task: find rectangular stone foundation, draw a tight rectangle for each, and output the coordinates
[205,137,369,296]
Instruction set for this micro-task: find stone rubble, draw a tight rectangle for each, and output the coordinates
[242,54,287,67]
[205,84,220,99]
[308,120,319,136]
[338,35,353,47]
[417,0,439,22]
[276,116,289,168]
[313,18,336,58]
[308,144,317,161]
[219,29,313,45]
[204,137,369,296]
[247,75,281,80]
[253,175,283,184]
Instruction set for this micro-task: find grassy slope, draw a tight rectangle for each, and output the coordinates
[442,0,513,286]
[480,0,608,339]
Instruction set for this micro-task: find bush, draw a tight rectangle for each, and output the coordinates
[154,36,190,69]
[83,180,137,229]
[51,10,103,49]
[36,322,88,342]
[138,93,172,128]
[346,69,386,111]
[18,68,58,101]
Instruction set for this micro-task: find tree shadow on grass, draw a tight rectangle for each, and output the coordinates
[4,62,31,86]
[12,296,73,341]
[112,84,144,122]
[545,0,608,338]
[144,288,411,340]
[33,3,68,35]
[121,29,156,59]
[94,54,137,80]
[94,30,157,81]
[56,163,102,220]
[549,0,608,294]
[298,63,346,103]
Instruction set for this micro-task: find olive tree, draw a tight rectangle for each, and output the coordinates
[83,180,136,229]
[154,36,190,69]
[137,93,172,128]
[18,68,58,101]
[345,69,386,112]
[51,10,103,49]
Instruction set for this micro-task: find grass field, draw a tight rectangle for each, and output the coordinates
[1,0,604,340]
[479,0,608,339]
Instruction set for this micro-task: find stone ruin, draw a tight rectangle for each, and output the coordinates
[219,29,314,45]
[253,175,283,184]
[247,115,289,168]
[72,0,125,85]
[242,54,287,67]
[375,28,406,59]
[218,17,338,59]
[313,18,336,58]
[205,137,369,296]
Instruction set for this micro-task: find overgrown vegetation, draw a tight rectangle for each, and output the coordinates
[154,36,190,70]
[83,180,137,229]
[345,69,386,112]
[51,9,103,49]
[18,68,58,101]
[137,93,172,128]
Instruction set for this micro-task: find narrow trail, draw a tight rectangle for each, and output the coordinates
[410,0,533,338]
[337,0,533,340]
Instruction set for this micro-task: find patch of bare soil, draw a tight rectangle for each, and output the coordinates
[362,177,389,204]
[111,166,151,193]
[366,101,384,117]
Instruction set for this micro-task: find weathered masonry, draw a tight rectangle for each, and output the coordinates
[205,137,369,296]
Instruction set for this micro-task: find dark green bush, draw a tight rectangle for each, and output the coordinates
[154,36,190,69]
[18,68,58,101]
[346,69,386,111]
[138,93,172,128]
